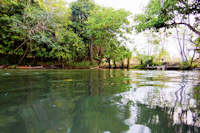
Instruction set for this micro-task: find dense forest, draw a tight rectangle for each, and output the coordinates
[0,0,199,69]
[0,0,132,68]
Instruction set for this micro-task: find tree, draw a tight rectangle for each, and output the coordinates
[0,0,74,66]
[69,0,96,61]
[143,30,160,56]
[0,0,133,67]
[144,29,171,61]
[124,49,132,69]
[0,0,28,64]
[156,29,171,61]
[134,0,199,65]
[103,39,120,68]
[85,6,132,63]
[134,0,200,36]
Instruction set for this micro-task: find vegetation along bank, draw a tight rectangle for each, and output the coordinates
[0,0,199,70]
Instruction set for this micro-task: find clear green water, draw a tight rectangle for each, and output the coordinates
[0,69,200,133]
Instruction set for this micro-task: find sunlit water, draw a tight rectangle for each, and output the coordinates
[0,69,200,133]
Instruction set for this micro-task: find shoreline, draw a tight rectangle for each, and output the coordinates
[0,64,199,70]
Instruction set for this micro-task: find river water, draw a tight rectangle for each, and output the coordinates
[0,69,200,133]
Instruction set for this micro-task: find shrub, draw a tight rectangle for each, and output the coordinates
[67,61,98,68]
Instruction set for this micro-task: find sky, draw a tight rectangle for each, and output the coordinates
[68,0,149,14]
[94,0,149,14]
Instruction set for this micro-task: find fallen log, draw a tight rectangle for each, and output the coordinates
[50,65,62,69]
[17,66,46,69]
[0,65,8,69]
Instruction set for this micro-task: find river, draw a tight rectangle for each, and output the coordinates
[0,69,200,133]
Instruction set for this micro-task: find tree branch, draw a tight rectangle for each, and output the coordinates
[190,39,200,68]
[17,39,31,66]
[14,38,29,55]
[172,22,200,36]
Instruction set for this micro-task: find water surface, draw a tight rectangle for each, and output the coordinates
[0,69,200,133]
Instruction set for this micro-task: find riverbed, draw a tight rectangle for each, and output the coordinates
[0,69,199,133]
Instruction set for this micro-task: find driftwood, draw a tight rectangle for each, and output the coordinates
[147,64,180,70]
[193,68,200,71]
[0,65,8,69]
[17,66,46,69]
[50,65,62,69]
[147,64,167,70]
[167,66,180,70]
[90,67,103,69]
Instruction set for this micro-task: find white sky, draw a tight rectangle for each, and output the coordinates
[94,0,149,14]
[68,0,149,14]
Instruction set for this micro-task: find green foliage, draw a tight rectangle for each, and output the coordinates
[134,0,200,35]
[193,85,200,100]
[134,0,164,32]
[179,62,190,70]
[191,62,199,68]
[67,61,97,68]
[0,0,133,67]
[85,5,132,64]
[0,55,10,65]
[133,48,162,69]
[0,1,27,55]
[69,0,95,61]
[157,49,170,60]
[86,6,132,42]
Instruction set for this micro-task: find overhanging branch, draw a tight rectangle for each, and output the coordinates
[172,22,200,36]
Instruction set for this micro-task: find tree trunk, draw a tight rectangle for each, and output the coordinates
[190,48,196,68]
[114,61,117,69]
[90,36,93,63]
[121,60,124,69]
[98,47,102,65]
[17,40,31,66]
[127,59,130,69]
[175,26,187,62]
[190,39,200,68]
[108,58,111,69]
[61,56,64,69]
[12,53,16,65]
[182,25,188,63]
[34,56,38,66]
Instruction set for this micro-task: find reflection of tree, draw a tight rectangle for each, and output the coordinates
[119,71,200,132]
[0,69,132,133]
[136,103,199,133]
[135,71,200,132]
[134,71,170,88]
[170,73,200,129]
[71,96,129,133]
[69,69,131,133]
[2,70,199,133]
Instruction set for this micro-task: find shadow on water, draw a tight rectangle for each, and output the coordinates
[0,69,200,133]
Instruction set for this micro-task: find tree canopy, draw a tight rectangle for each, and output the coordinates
[134,0,200,36]
[0,0,133,68]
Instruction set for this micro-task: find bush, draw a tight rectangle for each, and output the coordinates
[67,61,98,68]
[192,62,199,68]
[179,62,191,70]
[132,54,162,69]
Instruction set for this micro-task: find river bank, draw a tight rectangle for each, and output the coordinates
[0,64,199,70]
[0,57,200,70]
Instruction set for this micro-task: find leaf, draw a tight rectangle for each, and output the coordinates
[64,79,73,81]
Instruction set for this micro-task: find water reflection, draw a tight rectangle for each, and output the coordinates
[0,69,199,133]
[118,70,200,133]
